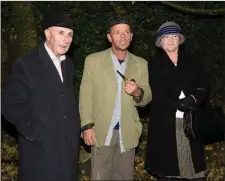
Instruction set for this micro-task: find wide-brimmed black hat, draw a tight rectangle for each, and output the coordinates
[43,10,73,30]
[107,17,133,33]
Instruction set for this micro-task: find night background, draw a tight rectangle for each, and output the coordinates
[1,1,225,181]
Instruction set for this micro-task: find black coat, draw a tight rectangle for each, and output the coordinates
[145,49,208,176]
[2,42,81,181]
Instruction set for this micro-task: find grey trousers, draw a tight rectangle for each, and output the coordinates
[91,130,135,180]
[167,118,205,179]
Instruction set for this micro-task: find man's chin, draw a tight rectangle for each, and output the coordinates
[117,45,130,51]
[59,49,68,55]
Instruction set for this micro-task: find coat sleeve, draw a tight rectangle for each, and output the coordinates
[2,59,41,142]
[79,55,94,128]
[188,54,209,106]
[134,59,152,107]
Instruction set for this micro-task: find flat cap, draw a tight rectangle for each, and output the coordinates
[43,10,73,30]
[107,17,133,32]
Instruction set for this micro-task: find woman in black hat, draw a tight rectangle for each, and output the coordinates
[144,21,209,181]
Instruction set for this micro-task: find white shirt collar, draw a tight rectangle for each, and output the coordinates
[44,42,66,63]
[110,49,128,63]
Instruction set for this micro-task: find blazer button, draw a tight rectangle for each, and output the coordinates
[63,115,66,119]
[60,93,64,98]
[65,136,68,140]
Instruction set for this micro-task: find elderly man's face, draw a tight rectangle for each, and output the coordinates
[107,24,133,51]
[160,34,180,52]
[44,26,73,57]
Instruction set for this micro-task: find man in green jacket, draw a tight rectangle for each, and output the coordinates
[79,17,152,180]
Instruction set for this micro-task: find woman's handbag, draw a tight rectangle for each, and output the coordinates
[183,106,199,140]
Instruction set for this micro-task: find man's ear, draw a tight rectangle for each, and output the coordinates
[44,29,50,41]
[107,33,112,43]
[130,33,133,41]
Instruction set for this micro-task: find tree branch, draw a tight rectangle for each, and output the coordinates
[161,1,225,16]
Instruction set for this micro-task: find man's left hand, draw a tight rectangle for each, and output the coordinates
[124,80,141,97]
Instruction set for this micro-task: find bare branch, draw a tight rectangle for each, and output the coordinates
[161,1,225,16]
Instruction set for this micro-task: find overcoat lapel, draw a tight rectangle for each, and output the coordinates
[38,43,63,89]
[62,58,69,86]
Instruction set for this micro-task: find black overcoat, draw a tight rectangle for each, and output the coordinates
[2,42,81,181]
[145,49,208,176]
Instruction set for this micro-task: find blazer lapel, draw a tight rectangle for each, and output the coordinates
[124,52,137,82]
[101,48,117,83]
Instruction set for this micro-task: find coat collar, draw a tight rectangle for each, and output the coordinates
[153,48,189,70]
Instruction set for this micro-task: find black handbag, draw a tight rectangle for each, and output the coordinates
[183,103,225,144]
[183,106,199,140]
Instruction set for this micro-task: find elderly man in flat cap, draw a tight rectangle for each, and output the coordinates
[2,11,80,181]
[145,21,209,181]
[79,17,152,180]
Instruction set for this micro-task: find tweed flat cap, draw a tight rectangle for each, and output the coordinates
[107,17,133,32]
[43,10,73,30]
[155,21,185,47]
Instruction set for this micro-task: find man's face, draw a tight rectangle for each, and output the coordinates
[160,34,180,52]
[44,26,73,57]
[107,24,133,51]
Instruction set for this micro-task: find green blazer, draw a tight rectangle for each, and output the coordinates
[79,48,152,149]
